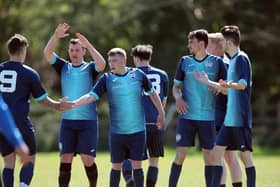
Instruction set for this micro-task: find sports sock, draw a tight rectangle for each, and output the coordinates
[212,166,223,187]
[110,169,120,187]
[20,162,34,185]
[246,166,256,187]
[58,163,72,187]
[205,166,212,187]
[2,168,14,187]
[168,162,182,187]
[85,163,98,187]
[232,182,242,187]
[133,168,144,187]
[122,160,133,182]
[146,166,158,187]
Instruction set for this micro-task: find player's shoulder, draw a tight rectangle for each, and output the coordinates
[236,50,250,63]
[149,66,168,77]
[22,64,39,74]
[181,55,193,61]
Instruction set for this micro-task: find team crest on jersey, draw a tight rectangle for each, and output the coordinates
[205,61,213,68]
[129,72,136,78]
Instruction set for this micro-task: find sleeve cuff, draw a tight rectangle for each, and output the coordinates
[89,91,100,100]
[34,93,48,101]
[49,53,58,65]
[238,79,247,87]
[146,87,155,95]
[173,79,183,84]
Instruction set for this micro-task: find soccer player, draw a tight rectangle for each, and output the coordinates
[207,33,242,187]
[168,29,227,187]
[122,44,169,187]
[194,25,256,187]
[0,34,69,187]
[44,23,106,187]
[68,48,165,187]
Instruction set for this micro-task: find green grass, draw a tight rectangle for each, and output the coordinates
[4,149,280,186]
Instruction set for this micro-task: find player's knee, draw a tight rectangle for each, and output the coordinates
[174,152,187,164]
[81,154,95,167]
[3,153,16,168]
[60,153,74,163]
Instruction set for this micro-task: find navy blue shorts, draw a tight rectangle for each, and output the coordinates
[216,126,253,152]
[0,127,36,156]
[110,131,146,163]
[176,118,216,149]
[145,124,164,158]
[59,119,98,156]
[215,108,226,132]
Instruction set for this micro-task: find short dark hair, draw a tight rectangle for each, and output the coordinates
[107,48,127,58]
[188,29,208,47]
[131,44,153,61]
[220,25,240,46]
[69,38,85,49]
[7,34,28,55]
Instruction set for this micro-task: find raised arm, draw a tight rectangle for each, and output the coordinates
[149,91,165,129]
[44,23,70,62]
[76,33,106,71]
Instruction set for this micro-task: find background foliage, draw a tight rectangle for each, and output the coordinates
[1,0,280,151]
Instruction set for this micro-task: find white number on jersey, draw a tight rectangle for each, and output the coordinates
[144,74,161,95]
[0,70,18,93]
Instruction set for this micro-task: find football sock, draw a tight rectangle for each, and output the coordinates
[246,166,256,187]
[58,163,72,187]
[146,166,158,187]
[85,163,98,187]
[168,162,182,187]
[110,169,120,187]
[133,168,144,187]
[20,162,34,185]
[212,166,223,187]
[232,182,242,187]
[122,160,133,182]
[2,168,14,187]
[205,166,213,187]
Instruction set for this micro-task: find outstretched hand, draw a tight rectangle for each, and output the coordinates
[75,33,91,49]
[194,70,209,85]
[59,96,75,112]
[54,23,70,39]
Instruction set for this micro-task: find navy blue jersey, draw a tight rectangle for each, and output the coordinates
[215,55,229,111]
[49,54,99,120]
[0,93,24,147]
[0,61,47,131]
[224,50,253,128]
[90,67,154,134]
[138,66,169,124]
[174,54,227,120]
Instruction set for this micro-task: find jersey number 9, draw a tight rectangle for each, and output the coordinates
[0,70,17,93]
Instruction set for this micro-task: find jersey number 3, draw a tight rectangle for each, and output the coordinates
[0,70,17,93]
[147,74,161,94]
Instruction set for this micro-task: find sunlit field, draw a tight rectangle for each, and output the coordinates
[2,148,280,187]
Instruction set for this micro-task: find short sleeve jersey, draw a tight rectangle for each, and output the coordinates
[174,54,227,120]
[138,66,169,124]
[0,61,47,131]
[90,68,154,134]
[224,50,253,128]
[50,54,99,120]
